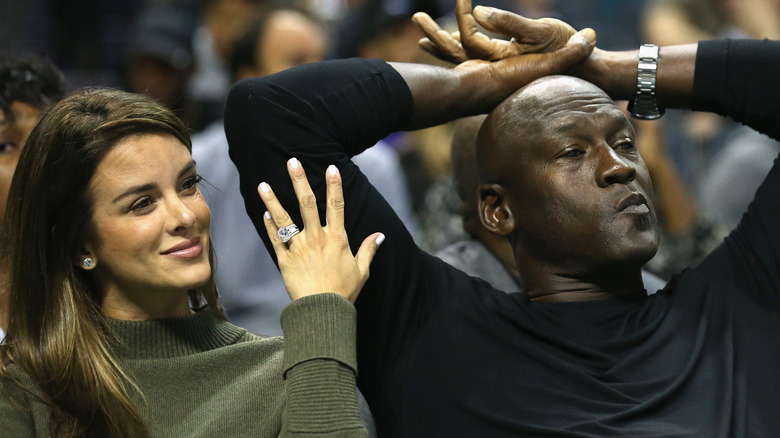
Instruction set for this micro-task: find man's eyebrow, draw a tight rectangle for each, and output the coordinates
[553,122,581,134]
[112,160,196,204]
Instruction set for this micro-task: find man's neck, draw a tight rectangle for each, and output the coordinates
[521,268,646,303]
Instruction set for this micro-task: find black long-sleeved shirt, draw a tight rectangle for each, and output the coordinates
[225,39,780,437]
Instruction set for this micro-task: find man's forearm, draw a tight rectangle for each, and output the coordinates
[573,44,698,109]
[392,28,596,130]
[391,62,512,130]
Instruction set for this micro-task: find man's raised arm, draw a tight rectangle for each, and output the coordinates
[392,28,594,130]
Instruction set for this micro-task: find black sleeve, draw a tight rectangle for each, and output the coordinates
[692,39,780,314]
[691,39,780,140]
[224,58,461,422]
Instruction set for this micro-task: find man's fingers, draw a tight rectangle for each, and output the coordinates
[413,13,468,63]
[473,6,539,39]
[455,0,478,41]
[540,28,596,71]
[455,0,496,59]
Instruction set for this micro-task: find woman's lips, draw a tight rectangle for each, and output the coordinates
[161,237,203,258]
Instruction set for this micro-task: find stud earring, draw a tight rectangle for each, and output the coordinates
[82,257,94,269]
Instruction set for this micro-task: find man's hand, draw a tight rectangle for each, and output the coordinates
[413,0,578,63]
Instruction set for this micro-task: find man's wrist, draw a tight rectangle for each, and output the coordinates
[571,48,637,100]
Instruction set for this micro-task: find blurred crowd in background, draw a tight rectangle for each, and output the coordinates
[3,0,780,331]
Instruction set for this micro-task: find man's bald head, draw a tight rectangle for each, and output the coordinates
[473,75,657,286]
[477,75,616,185]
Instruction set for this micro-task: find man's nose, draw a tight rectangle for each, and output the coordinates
[596,146,636,187]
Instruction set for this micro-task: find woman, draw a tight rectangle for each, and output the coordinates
[0,88,381,437]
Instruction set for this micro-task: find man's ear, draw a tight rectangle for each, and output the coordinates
[478,183,515,236]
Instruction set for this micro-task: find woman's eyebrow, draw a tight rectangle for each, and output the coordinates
[112,160,197,204]
[112,183,157,204]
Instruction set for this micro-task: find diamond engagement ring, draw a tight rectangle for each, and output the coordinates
[277,223,300,243]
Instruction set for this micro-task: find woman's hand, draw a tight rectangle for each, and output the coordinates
[258,158,384,303]
[413,0,579,63]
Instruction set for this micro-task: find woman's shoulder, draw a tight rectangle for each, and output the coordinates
[0,363,44,428]
[1,363,42,399]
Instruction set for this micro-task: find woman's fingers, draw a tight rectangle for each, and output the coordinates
[258,160,386,303]
[262,209,289,254]
[355,233,385,281]
[325,165,345,232]
[286,157,321,234]
[257,181,297,250]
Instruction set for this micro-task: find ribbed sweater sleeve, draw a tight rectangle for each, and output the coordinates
[0,369,38,437]
[280,293,366,437]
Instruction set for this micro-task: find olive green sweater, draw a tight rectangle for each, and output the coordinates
[0,293,367,437]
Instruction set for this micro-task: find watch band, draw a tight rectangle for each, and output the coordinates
[628,44,665,120]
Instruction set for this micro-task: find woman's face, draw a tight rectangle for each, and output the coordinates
[85,133,211,319]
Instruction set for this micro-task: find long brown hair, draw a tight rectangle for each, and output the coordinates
[0,88,223,437]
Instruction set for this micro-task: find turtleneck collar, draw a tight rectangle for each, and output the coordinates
[107,307,247,359]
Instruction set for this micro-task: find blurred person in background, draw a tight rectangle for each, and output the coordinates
[0,54,67,340]
[188,0,264,126]
[124,3,210,132]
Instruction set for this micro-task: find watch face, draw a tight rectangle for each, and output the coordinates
[638,44,660,60]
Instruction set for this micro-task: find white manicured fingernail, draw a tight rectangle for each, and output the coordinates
[289,157,299,169]
[328,165,337,176]
[264,211,271,220]
[376,233,386,246]
[259,182,270,193]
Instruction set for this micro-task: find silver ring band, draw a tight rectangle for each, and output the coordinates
[277,223,300,243]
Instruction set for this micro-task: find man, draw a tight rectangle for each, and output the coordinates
[0,54,67,337]
[192,4,417,337]
[438,114,667,293]
[225,2,780,436]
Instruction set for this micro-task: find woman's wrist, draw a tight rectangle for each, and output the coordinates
[280,293,357,377]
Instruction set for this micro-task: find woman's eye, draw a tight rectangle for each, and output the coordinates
[131,197,155,212]
[180,175,202,191]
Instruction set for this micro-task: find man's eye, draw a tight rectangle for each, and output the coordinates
[615,141,635,151]
[560,149,584,158]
